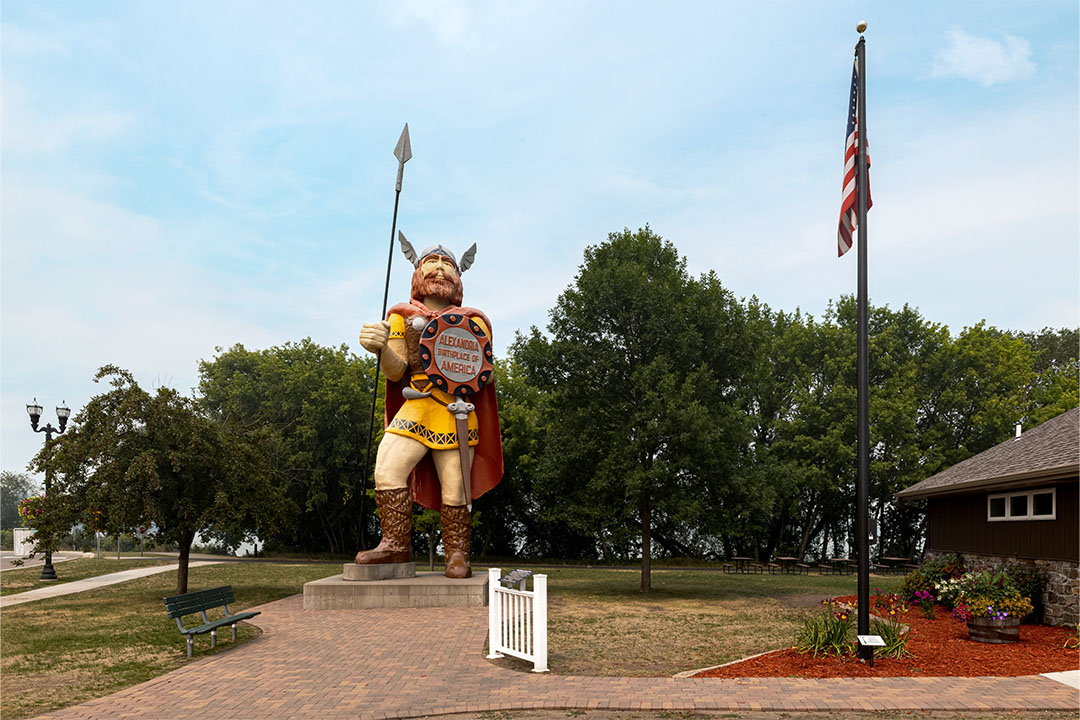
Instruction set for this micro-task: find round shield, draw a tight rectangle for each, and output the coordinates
[417,313,494,397]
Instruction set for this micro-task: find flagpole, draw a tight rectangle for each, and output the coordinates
[855,30,871,661]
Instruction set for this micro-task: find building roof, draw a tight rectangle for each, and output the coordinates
[895,406,1079,499]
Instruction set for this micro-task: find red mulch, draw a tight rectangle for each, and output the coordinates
[695,595,1079,678]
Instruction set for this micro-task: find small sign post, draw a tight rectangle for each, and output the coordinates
[857,634,885,667]
[137,525,147,556]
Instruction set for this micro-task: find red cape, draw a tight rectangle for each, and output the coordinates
[384,300,504,510]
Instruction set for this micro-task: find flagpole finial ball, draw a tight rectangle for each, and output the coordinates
[856,21,868,33]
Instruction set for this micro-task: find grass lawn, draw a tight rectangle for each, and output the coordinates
[490,567,905,676]
[0,557,176,596]
[0,561,333,720]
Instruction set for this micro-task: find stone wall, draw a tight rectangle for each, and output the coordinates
[927,549,1079,627]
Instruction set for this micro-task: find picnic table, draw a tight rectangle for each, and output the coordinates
[824,557,854,575]
[879,556,911,575]
[775,556,799,574]
[730,556,755,573]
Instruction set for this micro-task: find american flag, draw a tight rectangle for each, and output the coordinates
[838,57,871,257]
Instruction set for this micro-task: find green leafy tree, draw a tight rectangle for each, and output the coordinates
[32,366,290,593]
[471,357,555,559]
[198,340,377,554]
[1,471,39,530]
[1013,326,1079,425]
[514,227,749,590]
[412,507,442,570]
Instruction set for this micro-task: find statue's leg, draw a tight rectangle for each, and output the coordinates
[432,447,476,579]
[355,434,428,564]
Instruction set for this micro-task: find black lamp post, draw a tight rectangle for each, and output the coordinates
[26,398,70,582]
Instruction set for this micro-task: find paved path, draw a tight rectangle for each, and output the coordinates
[29,594,1079,720]
[0,561,222,608]
[0,551,90,571]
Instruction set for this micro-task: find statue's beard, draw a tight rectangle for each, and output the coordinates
[412,269,463,306]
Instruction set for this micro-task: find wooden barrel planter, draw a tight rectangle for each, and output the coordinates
[967,616,1020,644]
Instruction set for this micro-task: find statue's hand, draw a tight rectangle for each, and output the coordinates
[358,321,390,353]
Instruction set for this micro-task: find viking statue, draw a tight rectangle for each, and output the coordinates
[356,234,503,578]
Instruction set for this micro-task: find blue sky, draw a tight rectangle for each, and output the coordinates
[3,1,1078,481]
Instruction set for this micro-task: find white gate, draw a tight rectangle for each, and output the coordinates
[13,528,35,557]
[486,567,548,672]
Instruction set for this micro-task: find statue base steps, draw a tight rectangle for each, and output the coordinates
[303,565,488,610]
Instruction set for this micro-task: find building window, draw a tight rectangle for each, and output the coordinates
[988,488,1056,521]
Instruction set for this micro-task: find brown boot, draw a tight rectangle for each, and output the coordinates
[440,505,472,578]
[355,488,412,564]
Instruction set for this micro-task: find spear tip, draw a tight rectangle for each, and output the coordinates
[394,123,412,164]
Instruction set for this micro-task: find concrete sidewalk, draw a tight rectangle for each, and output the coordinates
[0,561,222,608]
[28,593,1080,720]
[0,551,91,571]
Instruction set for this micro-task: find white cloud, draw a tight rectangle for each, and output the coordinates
[1,23,71,58]
[1,81,134,155]
[932,29,1036,86]
[381,0,468,44]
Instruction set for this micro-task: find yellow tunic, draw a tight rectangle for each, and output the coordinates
[384,312,481,450]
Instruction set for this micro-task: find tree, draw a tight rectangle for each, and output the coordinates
[471,357,554,559]
[1013,326,1079,425]
[1,471,39,530]
[514,227,749,590]
[198,340,377,554]
[32,366,290,593]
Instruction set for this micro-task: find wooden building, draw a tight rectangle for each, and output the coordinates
[895,406,1079,626]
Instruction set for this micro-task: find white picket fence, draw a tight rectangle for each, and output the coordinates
[486,567,548,672]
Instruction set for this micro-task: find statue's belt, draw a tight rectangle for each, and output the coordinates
[401,378,476,510]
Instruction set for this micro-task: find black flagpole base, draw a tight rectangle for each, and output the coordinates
[39,552,58,582]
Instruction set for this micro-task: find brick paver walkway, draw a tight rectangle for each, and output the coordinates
[33,594,1078,719]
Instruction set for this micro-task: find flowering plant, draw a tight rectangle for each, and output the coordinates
[873,590,908,619]
[913,589,936,619]
[794,600,855,657]
[17,495,48,523]
[949,570,1033,620]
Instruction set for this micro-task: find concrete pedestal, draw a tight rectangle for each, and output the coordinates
[303,569,488,610]
[343,561,416,581]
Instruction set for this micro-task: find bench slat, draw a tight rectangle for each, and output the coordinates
[164,586,237,619]
[181,612,260,636]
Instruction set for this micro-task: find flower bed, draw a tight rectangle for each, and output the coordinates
[693,595,1078,678]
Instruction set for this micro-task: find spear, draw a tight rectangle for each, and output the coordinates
[360,123,412,550]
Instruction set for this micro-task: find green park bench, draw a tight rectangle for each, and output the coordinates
[163,585,261,658]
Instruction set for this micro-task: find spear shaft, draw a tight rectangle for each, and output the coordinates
[360,123,411,550]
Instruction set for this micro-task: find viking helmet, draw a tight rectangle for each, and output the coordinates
[398,231,476,273]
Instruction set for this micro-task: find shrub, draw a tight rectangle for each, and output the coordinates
[901,552,965,603]
[935,575,966,608]
[901,570,933,600]
[1000,560,1046,622]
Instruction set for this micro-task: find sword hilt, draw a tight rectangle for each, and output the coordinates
[446,400,475,418]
